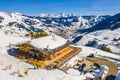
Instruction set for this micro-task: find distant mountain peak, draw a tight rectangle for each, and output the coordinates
[0,11,111,36]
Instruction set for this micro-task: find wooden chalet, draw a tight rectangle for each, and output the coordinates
[11,35,82,69]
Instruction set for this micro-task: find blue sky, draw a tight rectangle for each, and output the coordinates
[0,0,120,16]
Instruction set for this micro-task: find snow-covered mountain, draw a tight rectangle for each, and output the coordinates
[75,13,120,54]
[72,13,120,54]
[79,13,120,33]
[0,12,43,35]
[0,12,120,80]
[76,28,120,54]
[0,12,110,36]
[0,12,120,53]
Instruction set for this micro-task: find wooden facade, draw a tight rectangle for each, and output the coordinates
[18,43,50,60]
[14,42,81,69]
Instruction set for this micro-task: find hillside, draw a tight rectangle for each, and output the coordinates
[75,13,120,54]
[0,31,120,80]
[0,12,120,53]
[76,28,120,53]
[0,12,110,37]
[79,13,120,33]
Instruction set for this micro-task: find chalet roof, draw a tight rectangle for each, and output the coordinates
[30,35,67,50]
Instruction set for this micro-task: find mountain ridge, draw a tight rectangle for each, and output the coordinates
[0,12,111,36]
[79,13,120,34]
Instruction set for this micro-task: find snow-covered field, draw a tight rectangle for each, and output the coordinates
[0,31,30,47]
[74,45,120,63]
[0,31,85,80]
[77,28,120,54]
[0,31,120,80]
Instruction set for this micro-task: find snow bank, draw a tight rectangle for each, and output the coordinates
[0,52,85,80]
[75,45,120,62]
[0,31,30,47]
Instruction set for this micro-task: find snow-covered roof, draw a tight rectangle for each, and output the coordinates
[30,35,67,50]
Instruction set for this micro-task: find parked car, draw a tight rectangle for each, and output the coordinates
[8,48,16,55]
[78,63,86,74]
[106,75,116,80]
[87,54,94,58]
[94,65,109,79]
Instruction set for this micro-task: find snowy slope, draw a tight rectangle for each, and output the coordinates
[0,31,120,80]
[0,12,41,36]
[75,45,120,62]
[73,13,120,54]
[0,31,30,47]
[0,12,120,80]
[76,28,120,54]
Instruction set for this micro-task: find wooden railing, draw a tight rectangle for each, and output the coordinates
[57,47,81,67]
[50,46,73,59]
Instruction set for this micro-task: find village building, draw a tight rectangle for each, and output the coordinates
[10,34,81,69]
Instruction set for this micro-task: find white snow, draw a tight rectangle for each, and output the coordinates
[77,28,120,53]
[0,31,30,47]
[30,35,67,50]
[74,45,120,63]
[0,30,120,80]
[0,50,84,80]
